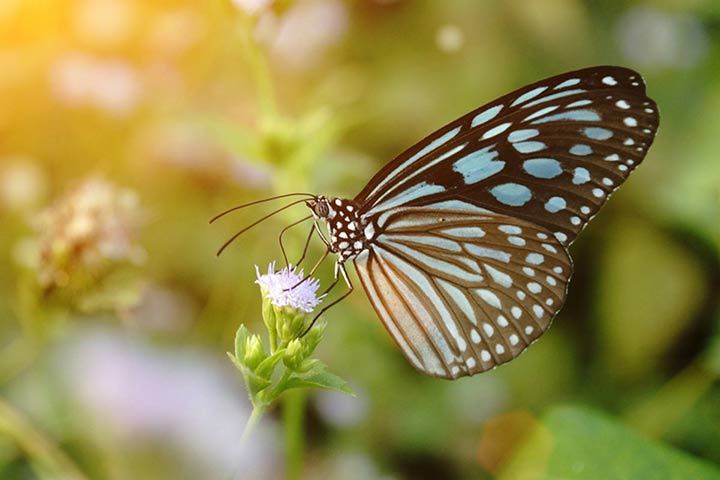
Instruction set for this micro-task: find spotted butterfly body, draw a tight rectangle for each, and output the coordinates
[307,66,659,379]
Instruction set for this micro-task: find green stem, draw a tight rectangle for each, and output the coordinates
[237,16,276,118]
[241,404,265,444]
[283,389,306,480]
[0,397,88,480]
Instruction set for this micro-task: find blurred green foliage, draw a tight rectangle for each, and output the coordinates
[0,0,719,479]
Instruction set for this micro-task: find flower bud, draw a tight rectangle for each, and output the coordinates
[283,338,305,370]
[243,334,267,371]
[277,308,310,347]
[302,319,326,356]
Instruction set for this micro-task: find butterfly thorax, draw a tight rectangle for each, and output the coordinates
[308,196,374,261]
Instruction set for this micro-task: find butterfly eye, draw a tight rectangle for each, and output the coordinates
[313,200,330,218]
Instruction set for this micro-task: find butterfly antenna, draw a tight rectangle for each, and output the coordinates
[216,198,310,256]
[209,192,315,224]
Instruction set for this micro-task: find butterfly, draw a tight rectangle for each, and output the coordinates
[216,66,659,380]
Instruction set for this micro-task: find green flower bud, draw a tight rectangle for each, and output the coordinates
[243,334,267,371]
[277,308,311,347]
[302,319,326,356]
[283,338,305,370]
[260,290,278,350]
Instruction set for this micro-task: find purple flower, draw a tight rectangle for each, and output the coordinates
[255,262,322,313]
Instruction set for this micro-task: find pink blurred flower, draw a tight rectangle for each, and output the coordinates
[57,330,281,478]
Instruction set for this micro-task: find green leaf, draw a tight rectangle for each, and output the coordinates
[285,366,354,396]
[255,349,285,379]
[499,405,720,480]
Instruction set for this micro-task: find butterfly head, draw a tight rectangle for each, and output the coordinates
[306,195,334,220]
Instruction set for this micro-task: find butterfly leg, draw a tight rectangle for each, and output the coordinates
[301,261,354,337]
[284,247,330,292]
[279,214,312,268]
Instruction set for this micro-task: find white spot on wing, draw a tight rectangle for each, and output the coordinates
[602,76,618,86]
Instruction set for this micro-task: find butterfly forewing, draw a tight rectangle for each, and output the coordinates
[355,66,659,246]
[354,200,572,379]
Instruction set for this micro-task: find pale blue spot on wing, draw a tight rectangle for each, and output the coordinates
[583,127,613,140]
[484,264,512,288]
[383,239,483,284]
[386,234,462,253]
[498,225,521,234]
[572,167,591,184]
[441,227,486,238]
[476,289,502,309]
[522,89,585,109]
[569,144,593,156]
[371,143,467,206]
[544,196,566,213]
[523,105,559,122]
[490,183,532,207]
[472,105,503,127]
[566,99,592,108]
[366,126,461,200]
[411,126,462,162]
[523,158,562,179]
[452,146,505,184]
[368,181,445,214]
[526,253,544,265]
[511,86,548,106]
[508,129,539,143]
[437,279,477,325]
[530,109,601,124]
[425,200,492,214]
[513,141,546,153]
[554,78,580,89]
[465,244,511,263]
[481,122,512,139]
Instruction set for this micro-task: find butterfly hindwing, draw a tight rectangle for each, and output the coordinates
[354,200,572,379]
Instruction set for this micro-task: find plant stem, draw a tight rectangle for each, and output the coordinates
[0,396,88,480]
[283,389,306,480]
[241,404,265,444]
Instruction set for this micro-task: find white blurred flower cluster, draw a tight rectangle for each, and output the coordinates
[252,0,348,72]
[50,52,142,116]
[31,178,144,289]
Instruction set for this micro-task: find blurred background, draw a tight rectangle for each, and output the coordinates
[1,0,719,479]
